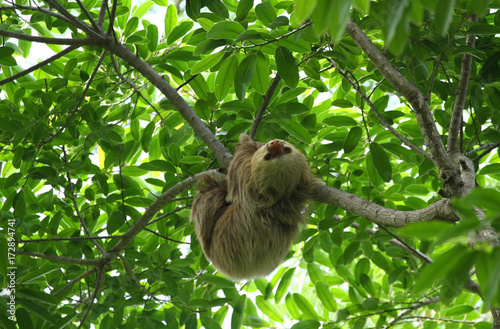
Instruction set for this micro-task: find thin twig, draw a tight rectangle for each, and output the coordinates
[64,147,107,254]
[77,268,105,329]
[17,235,124,243]
[473,141,500,163]
[54,268,97,297]
[18,250,100,265]
[236,21,312,49]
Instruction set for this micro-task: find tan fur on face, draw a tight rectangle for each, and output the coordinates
[190,134,320,280]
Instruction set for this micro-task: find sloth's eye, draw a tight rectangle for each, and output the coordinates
[284,147,292,154]
[264,153,272,160]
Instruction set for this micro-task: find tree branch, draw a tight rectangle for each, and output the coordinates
[0,29,96,46]
[472,141,500,163]
[312,184,458,228]
[104,40,233,167]
[43,0,105,40]
[75,0,102,32]
[447,15,477,153]
[109,171,214,253]
[53,268,97,297]
[18,250,100,265]
[329,58,432,162]
[0,45,79,86]
[249,74,281,140]
[0,4,73,24]
[345,19,462,195]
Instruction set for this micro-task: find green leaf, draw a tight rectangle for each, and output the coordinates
[311,0,334,35]
[468,24,500,35]
[399,221,453,240]
[4,172,23,189]
[197,17,215,31]
[234,53,258,100]
[413,245,468,295]
[141,121,155,152]
[307,263,326,284]
[16,308,33,329]
[281,120,312,144]
[476,249,500,305]
[328,0,353,42]
[275,46,299,88]
[164,4,178,37]
[315,282,337,312]
[107,210,125,234]
[479,163,500,176]
[132,1,154,18]
[323,115,357,126]
[291,320,321,329]
[293,293,320,320]
[146,24,159,52]
[167,21,194,45]
[292,0,317,26]
[275,268,295,303]
[17,298,56,324]
[435,0,456,36]
[17,289,58,305]
[191,52,225,75]
[124,17,139,38]
[242,315,270,328]
[236,0,254,21]
[256,296,284,322]
[207,21,245,40]
[215,55,239,101]
[168,144,181,164]
[354,0,370,15]
[343,126,362,153]
[369,142,392,182]
[385,0,410,55]
[250,51,269,94]
[63,57,78,78]
[180,156,205,164]
[255,2,277,26]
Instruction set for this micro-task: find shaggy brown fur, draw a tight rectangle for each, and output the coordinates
[190,134,319,280]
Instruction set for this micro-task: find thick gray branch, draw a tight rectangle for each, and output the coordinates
[109,171,215,253]
[103,40,233,167]
[345,19,462,195]
[312,185,458,228]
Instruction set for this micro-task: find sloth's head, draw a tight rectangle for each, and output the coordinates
[251,139,310,202]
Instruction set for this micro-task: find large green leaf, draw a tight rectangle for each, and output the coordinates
[275,46,299,88]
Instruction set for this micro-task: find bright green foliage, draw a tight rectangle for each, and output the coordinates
[0,0,500,328]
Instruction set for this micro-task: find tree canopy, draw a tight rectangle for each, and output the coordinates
[0,0,500,328]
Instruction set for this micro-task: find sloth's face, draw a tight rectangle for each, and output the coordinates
[262,139,293,161]
[251,139,308,200]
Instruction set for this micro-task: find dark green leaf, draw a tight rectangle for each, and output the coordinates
[207,21,245,40]
[275,46,299,88]
[343,126,362,153]
[236,0,254,21]
[369,142,392,182]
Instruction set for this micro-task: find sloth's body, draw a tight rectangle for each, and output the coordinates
[190,134,318,280]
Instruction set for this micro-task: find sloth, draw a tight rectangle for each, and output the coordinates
[190,134,319,280]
